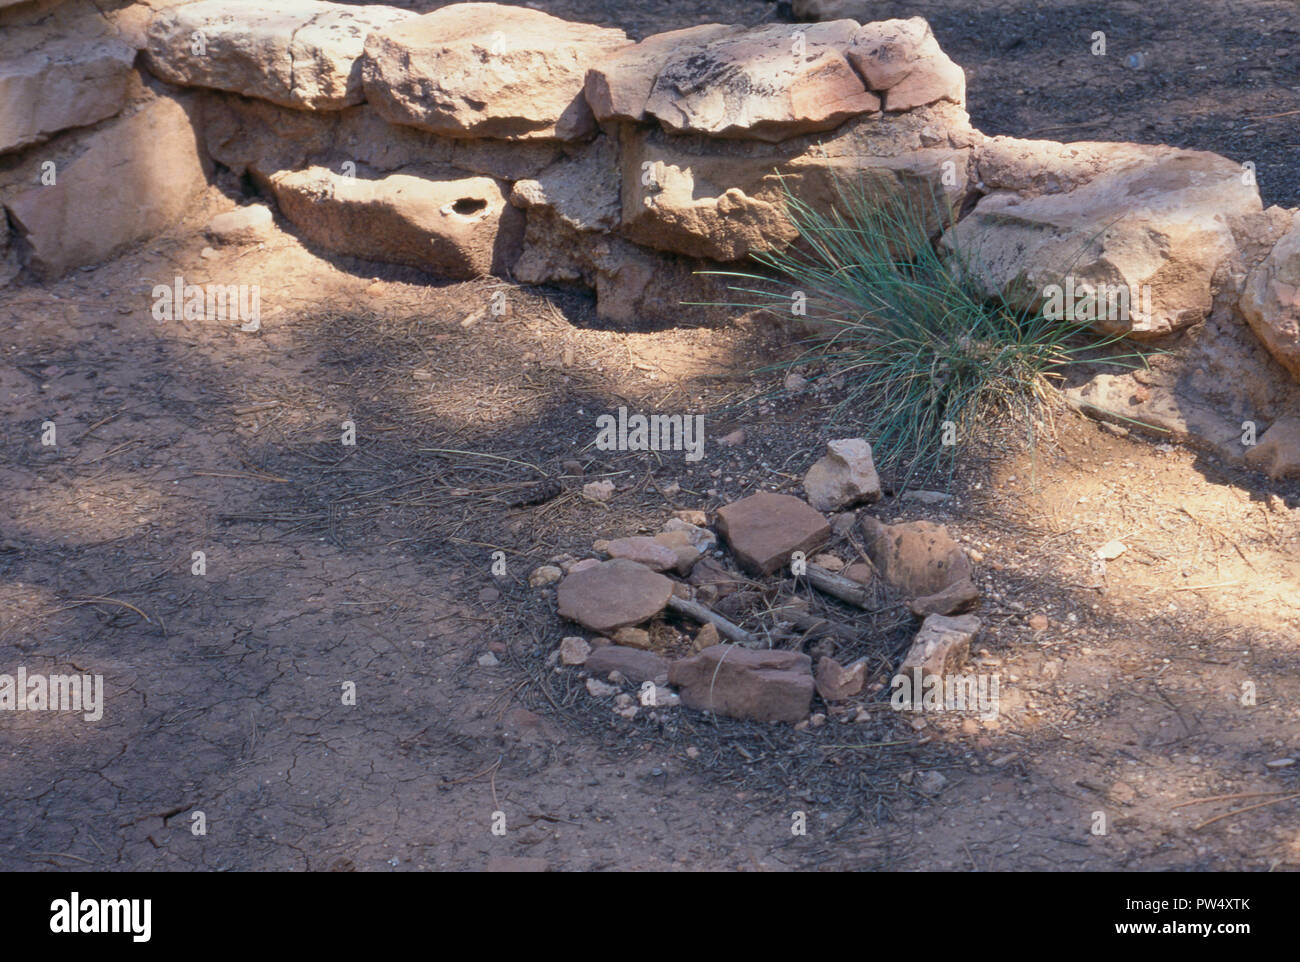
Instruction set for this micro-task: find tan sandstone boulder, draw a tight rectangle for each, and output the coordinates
[362,2,629,141]
[0,29,136,154]
[145,0,413,109]
[1241,209,1300,382]
[619,104,972,261]
[951,143,1263,337]
[268,166,523,279]
[669,646,814,723]
[583,23,733,124]
[3,92,209,278]
[847,17,965,111]
[643,21,880,142]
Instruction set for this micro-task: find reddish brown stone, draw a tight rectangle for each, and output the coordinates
[556,559,674,633]
[860,516,971,598]
[669,645,814,723]
[603,535,678,571]
[814,656,865,701]
[585,645,670,684]
[715,492,830,575]
[908,578,980,617]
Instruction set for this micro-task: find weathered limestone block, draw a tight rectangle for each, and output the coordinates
[510,135,621,233]
[950,144,1263,337]
[268,165,523,279]
[145,0,413,109]
[362,2,629,140]
[2,91,209,278]
[643,21,880,142]
[201,94,561,186]
[620,105,972,261]
[0,32,136,154]
[584,23,732,124]
[511,206,733,324]
[847,17,965,111]
[1241,209,1300,381]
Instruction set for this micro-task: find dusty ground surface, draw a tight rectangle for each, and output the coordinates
[2,0,1299,871]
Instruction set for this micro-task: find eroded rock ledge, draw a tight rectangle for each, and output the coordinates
[2,0,1298,475]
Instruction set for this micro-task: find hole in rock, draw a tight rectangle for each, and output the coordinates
[452,197,488,215]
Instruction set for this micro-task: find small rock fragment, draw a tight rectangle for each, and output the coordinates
[651,530,702,574]
[802,438,882,511]
[603,535,679,571]
[914,770,947,796]
[559,636,591,665]
[693,622,720,650]
[669,645,814,723]
[842,562,875,586]
[814,656,866,701]
[811,553,845,572]
[909,578,980,617]
[585,645,670,685]
[612,626,652,649]
[582,480,615,502]
[529,565,563,588]
[660,518,717,552]
[899,613,980,678]
[207,204,274,245]
[1096,540,1127,560]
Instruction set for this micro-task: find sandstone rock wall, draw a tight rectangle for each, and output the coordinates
[1,0,1297,472]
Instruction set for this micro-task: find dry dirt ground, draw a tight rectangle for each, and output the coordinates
[2,0,1299,872]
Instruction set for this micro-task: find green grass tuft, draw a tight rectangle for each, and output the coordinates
[699,177,1146,488]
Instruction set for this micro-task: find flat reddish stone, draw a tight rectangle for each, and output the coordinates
[585,645,670,684]
[669,645,813,723]
[715,491,830,575]
[556,559,673,633]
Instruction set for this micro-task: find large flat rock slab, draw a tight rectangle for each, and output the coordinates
[556,559,674,634]
[145,0,413,109]
[669,646,814,723]
[362,2,629,140]
[715,491,829,575]
[643,21,879,142]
